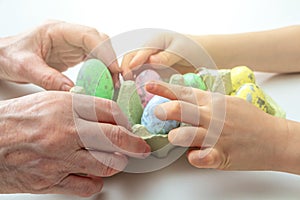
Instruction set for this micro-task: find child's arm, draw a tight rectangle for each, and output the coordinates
[122,26,300,74]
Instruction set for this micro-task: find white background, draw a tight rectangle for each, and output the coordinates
[1,0,300,199]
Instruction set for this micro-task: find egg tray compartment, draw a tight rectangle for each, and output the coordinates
[114,79,176,157]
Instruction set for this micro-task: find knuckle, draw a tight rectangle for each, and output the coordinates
[110,100,121,113]
[99,32,109,41]
[160,52,170,63]
[28,174,58,193]
[15,62,27,76]
[180,86,193,98]
[88,28,108,40]
[169,101,181,117]
[88,28,99,35]
[41,73,55,89]
[80,184,99,197]
[111,126,128,150]
[101,156,117,177]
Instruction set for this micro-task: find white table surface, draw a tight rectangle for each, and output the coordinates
[1,0,300,199]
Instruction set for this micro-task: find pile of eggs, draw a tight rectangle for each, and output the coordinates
[73,59,285,153]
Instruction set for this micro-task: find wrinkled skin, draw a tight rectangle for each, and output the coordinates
[0,92,150,197]
[0,20,120,91]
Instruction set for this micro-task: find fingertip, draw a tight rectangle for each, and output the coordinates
[167,128,177,145]
[128,49,156,69]
[128,56,140,69]
[37,65,74,91]
[61,84,73,91]
[122,70,134,81]
[154,104,167,120]
[109,61,121,73]
[145,81,158,92]
[61,76,74,91]
[188,148,221,169]
[138,137,152,158]
[128,50,145,66]
[112,74,120,89]
[143,143,152,157]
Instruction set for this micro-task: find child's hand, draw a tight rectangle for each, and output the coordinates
[121,33,214,78]
[145,81,289,171]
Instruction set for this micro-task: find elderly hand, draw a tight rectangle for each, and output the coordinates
[145,81,289,172]
[0,21,120,91]
[0,92,150,197]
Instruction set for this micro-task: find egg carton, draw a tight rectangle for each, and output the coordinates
[71,59,286,158]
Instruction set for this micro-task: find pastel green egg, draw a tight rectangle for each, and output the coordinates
[183,73,207,90]
[231,66,255,92]
[76,59,114,100]
[234,83,268,112]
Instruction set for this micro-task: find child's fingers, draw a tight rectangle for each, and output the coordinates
[148,51,182,67]
[187,148,223,169]
[154,101,210,127]
[168,126,207,147]
[146,81,209,106]
[129,49,159,69]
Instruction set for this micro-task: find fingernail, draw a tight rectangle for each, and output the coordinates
[62,84,72,91]
[145,81,155,91]
[199,149,212,160]
[154,105,167,120]
[143,144,151,157]
[167,129,177,144]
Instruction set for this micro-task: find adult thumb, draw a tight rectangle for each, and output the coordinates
[29,63,74,91]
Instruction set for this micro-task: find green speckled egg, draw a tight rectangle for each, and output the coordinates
[231,66,255,92]
[183,73,207,90]
[76,59,114,100]
[234,83,268,112]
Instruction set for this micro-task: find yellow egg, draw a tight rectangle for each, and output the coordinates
[231,66,255,91]
[234,83,268,112]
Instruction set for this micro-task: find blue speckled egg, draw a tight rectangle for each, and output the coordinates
[141,96,180,134]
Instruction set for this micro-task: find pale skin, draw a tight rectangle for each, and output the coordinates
[122,26,300,74]
[0,21,150,197]
[122,26,300,175]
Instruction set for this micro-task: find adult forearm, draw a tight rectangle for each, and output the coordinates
[192,26,300,73]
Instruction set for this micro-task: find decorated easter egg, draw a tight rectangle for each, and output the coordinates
[234,83,268,112]
[135,69,161,107]
[183,73,207,90]
[76,59,114,100]
[169,74,185,86]
[141,95,180,134]
[231,66,255,92]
